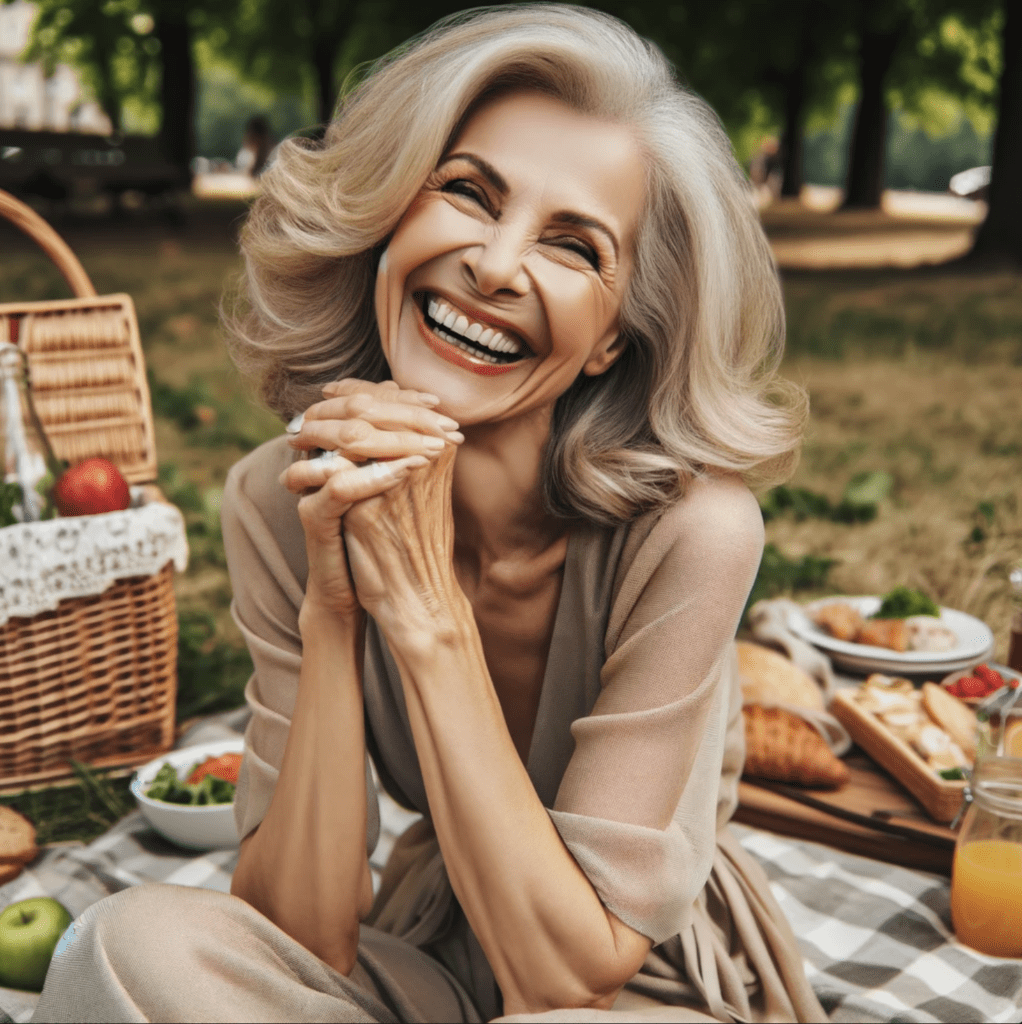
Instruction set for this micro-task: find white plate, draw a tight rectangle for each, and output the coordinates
[788,596,995,676]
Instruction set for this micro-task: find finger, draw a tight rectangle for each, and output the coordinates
[308,394,458,436]
[321,379,440,407]
[295,455,430,516]
[281,450,356,493]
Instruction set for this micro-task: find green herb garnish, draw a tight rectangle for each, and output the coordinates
[144,762,235,805]
[938,766,966,781]
[873,585,940,619]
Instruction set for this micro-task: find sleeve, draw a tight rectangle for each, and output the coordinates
[221,436,381,858]
[547,473,762,944]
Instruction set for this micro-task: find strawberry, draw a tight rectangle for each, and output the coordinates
[52,458,130,517]
[956,676,986,698]
[974,664,1004,689]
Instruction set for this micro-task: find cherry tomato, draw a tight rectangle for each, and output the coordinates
[187,753,243,786]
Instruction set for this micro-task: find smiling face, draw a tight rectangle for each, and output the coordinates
[374,90,646,427]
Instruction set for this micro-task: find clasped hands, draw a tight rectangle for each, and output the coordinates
[281,380,465,638]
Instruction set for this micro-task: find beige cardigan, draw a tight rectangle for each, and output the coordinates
[222,435,825,1023]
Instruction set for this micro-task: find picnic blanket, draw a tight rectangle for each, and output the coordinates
[1,708,1021,1024]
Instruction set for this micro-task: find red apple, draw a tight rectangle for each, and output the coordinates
[52,457,131,517]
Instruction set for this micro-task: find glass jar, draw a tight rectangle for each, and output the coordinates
[950,756,1022,956]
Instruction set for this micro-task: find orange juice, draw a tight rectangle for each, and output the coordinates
[951,839,1022,957]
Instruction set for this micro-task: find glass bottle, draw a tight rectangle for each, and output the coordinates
[950,756,1022,957]
[0,331,63,525]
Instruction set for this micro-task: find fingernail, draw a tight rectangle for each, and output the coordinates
[286,412,305,434]
[417,393,440,405]
[422,436,446,452]
[437,416,460,431]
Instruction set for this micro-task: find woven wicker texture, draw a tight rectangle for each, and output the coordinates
[0,188,178,792]
[0,566,179,793]
[0,297,157,484]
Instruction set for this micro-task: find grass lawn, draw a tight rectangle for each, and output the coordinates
[1,197,1019,843]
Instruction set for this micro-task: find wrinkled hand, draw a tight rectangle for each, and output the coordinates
[280,380,463,618]
[341,443,463,644]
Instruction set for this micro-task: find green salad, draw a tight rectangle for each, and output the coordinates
[145,763,236,805]
[872,585,940,619]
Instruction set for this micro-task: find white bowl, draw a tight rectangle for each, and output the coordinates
[131,739,244,851]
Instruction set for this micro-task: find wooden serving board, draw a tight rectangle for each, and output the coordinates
[830,688,967,823]
[735,750,958,875]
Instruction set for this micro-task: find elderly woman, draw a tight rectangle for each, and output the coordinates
[32,6,824,1023]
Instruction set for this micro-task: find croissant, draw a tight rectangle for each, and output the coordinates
[742,705,850,789]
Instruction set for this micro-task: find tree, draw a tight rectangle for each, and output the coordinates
[968,0,1022,264]
[8,0,228,181]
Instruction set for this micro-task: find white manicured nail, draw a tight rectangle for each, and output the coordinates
[286,412,305,434]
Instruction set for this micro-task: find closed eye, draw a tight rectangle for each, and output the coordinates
[552,237,600,270]
[441,178,492,212]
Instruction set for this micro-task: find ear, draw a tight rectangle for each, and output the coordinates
[582,326,628,377]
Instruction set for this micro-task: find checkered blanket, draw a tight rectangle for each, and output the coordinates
[2,710,1020,1023]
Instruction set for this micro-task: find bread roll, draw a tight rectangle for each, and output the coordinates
[0,806,37,866]
[737,641,824,712]
[742,705,850,789]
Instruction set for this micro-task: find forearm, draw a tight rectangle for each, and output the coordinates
[388,603,649,1014]
[230,598,373,976]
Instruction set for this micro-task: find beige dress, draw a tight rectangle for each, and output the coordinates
[32,436,825,1024]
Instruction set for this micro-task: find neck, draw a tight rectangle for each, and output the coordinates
[451,407,566,570]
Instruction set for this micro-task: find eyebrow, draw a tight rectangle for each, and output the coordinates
[439,152,620,259]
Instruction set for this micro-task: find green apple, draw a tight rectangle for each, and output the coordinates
[0,897,73,991]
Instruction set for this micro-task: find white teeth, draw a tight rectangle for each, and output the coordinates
[424,293,524,358]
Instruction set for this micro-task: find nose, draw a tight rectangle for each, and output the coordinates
[460,227,531,298]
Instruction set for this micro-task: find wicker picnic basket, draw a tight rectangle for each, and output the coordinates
[0,189,180,794]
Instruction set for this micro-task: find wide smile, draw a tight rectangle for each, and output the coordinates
[413,291,534,376]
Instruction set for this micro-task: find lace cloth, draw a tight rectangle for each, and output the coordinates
[0,491,189,626]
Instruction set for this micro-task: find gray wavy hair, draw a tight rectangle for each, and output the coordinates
[225,2,805,526]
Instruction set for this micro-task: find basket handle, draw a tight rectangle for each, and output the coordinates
[0,188,97,298]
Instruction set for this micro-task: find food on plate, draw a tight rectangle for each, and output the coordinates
[0,806,38,884]
[857,618,908,653]
[810,602,864,643]
[146,762,236,805]
[810,587,959,653]
[741,704,850,789]
[904,617,958,652]
[0,897,73,991]
[874,585,940,620]
[187,752,243,786]
[52,457,131,517]
[921,682,978,760]
[736,641,824,711]
[853,673,977,776]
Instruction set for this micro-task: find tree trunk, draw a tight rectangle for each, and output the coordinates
[841,13,905,210]
[779,71,807,197]
[779,7,819,199]
[154,11,195,185]
[312,36,337,126]
[969,0,1022,264]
